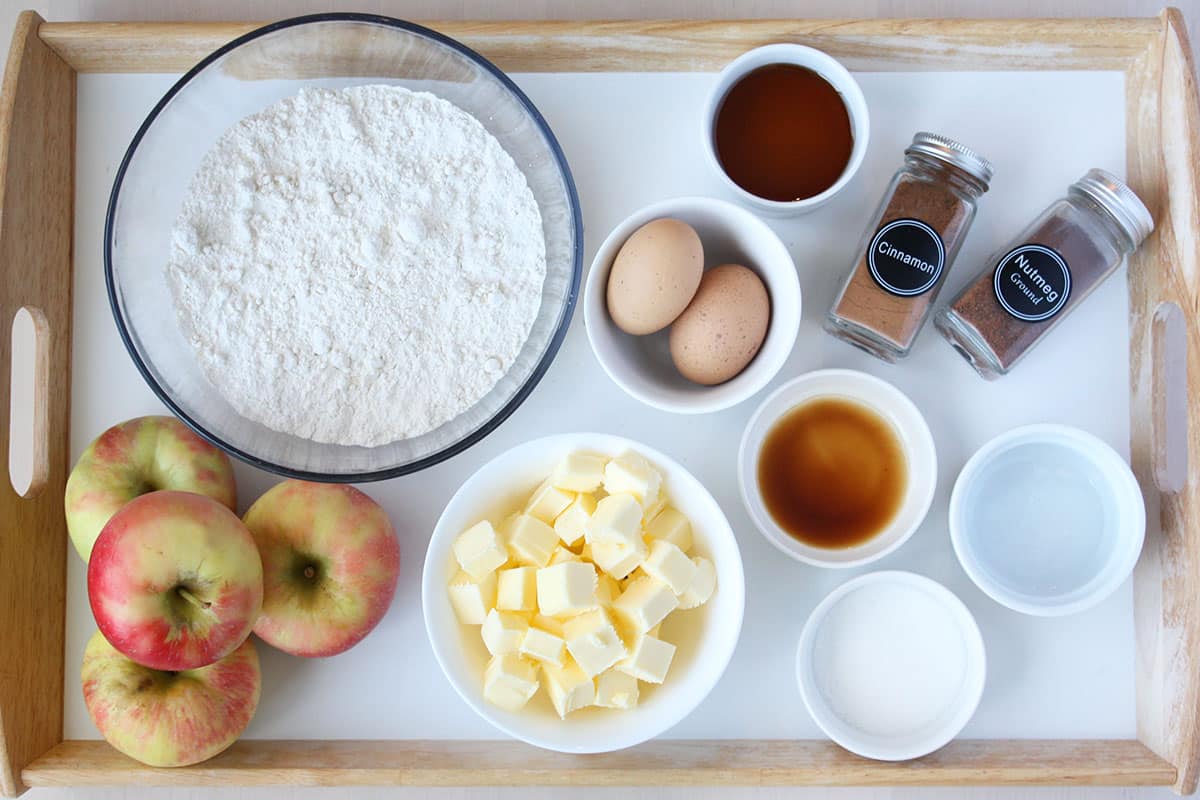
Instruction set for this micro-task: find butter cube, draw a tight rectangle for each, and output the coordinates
[646,507,692,553]
[536,562,598,617]
[678,556,717,610]
[554,492,596,547]
[591,538,647,581]
[617,633,676,684]
[542,659,595,718]
[496,566,537,612]
[453,520,508,581]
[532,613,565,637]
[448,569,497,624]
[483,653,539,711]
[587,493,644,549]
[642,494,668,524]
[641,539,698,595]
[595,669,640,710]
[520,625,566,667]
[564,608,628,677]
[481,609,529,655]
[595,572,621,605]
[504,514,559,567]
[549,545,580,565]
[525,479,574,524]
[603,451,662,509]
[613,576,678,633]
[550,452,607,492]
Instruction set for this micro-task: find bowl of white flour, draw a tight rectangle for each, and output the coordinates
[105,13,582,479]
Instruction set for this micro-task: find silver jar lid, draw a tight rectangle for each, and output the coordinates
[1071,168,1155,246]
[906,132,994,187]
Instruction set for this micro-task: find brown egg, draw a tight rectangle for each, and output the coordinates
[669,264,771,385]
[606,218,703,335]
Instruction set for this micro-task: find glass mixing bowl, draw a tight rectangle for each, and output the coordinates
[106,13,582,480]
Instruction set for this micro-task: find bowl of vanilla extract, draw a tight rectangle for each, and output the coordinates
[737,369,937,568]
[703,44,870,216]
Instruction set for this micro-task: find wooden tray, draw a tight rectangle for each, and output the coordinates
[2,9,1198,795]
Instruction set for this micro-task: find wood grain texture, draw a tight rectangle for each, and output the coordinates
[0,9,73,800]
[0,6,1196,796]
[19,739,1178,788]
[36,17,1163,74]
[1128,8,1200,798]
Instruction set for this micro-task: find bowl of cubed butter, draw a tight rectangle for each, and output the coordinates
[421,433,745,753]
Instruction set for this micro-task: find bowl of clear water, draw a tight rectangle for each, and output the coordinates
[948,424,1145,617]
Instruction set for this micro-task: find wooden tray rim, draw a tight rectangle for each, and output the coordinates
[1,9,1197,795]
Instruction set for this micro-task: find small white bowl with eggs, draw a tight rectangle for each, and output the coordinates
[584,197,801,414]
[421,432,745,753]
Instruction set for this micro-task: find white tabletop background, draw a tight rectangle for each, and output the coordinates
[4,0,1198,799]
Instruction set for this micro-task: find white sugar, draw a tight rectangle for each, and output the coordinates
[811,581,969,738]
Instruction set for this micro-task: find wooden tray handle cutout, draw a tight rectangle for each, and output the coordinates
[1151,301,1188,494]
[8,306,49,498]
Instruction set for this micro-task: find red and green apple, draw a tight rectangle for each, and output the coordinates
[88,490,263,671]
[81,629,261,767]
[65,415,237,561]
[243,480,400,657]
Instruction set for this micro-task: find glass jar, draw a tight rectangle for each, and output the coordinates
[936,169,1154,379]
[825,132,992,362]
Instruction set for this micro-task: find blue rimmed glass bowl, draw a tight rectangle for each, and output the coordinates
[106,13,582,481]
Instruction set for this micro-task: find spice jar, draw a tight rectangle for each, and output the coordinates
[825,132,992,361]
[936,169,1153,379]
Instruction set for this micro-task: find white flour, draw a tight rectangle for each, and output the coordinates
[167,85,546,447]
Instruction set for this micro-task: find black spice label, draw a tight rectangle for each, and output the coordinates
[867,219,946,297]
[992,244,1072,322]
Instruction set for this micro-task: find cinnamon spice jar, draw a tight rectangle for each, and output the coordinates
[825,132,992,362]
[936,169,1154,379]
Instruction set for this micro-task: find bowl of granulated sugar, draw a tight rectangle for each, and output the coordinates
[106,13,582,480]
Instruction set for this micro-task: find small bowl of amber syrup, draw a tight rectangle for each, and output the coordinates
[737,369,937,568]
[703,44,870,216]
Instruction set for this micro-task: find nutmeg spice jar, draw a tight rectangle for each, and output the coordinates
[825,132,993,362]
[936,169,1154,379]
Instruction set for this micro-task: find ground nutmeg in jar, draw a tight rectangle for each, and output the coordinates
[936,168,1154,379]
[825,132,993,362]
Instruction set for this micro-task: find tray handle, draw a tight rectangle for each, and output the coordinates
[0,10,74,798]
[1128,7,1200,797]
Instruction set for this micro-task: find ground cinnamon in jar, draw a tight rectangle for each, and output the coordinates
[936,169,1154,379]
[825,133,992,362]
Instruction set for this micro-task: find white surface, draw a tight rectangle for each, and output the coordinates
[737,369,937,567]
[701,43,871,215]
[584,196,801,413]
[421,433,745,753]
[65,69,1136,745]
[797,571,985,760]
[950,424,1146,616]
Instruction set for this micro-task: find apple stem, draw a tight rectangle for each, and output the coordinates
[303,565,316,580]
[177,587,214,616]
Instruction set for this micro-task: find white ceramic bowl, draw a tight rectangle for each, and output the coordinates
[949,424,1145,617]
[738,369,937,568]
[796,571,986,761]
[702,44,869,216]
[421,433,745,753]
[583,196,801,414]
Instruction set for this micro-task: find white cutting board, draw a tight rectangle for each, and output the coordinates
[64,68,1133,740]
